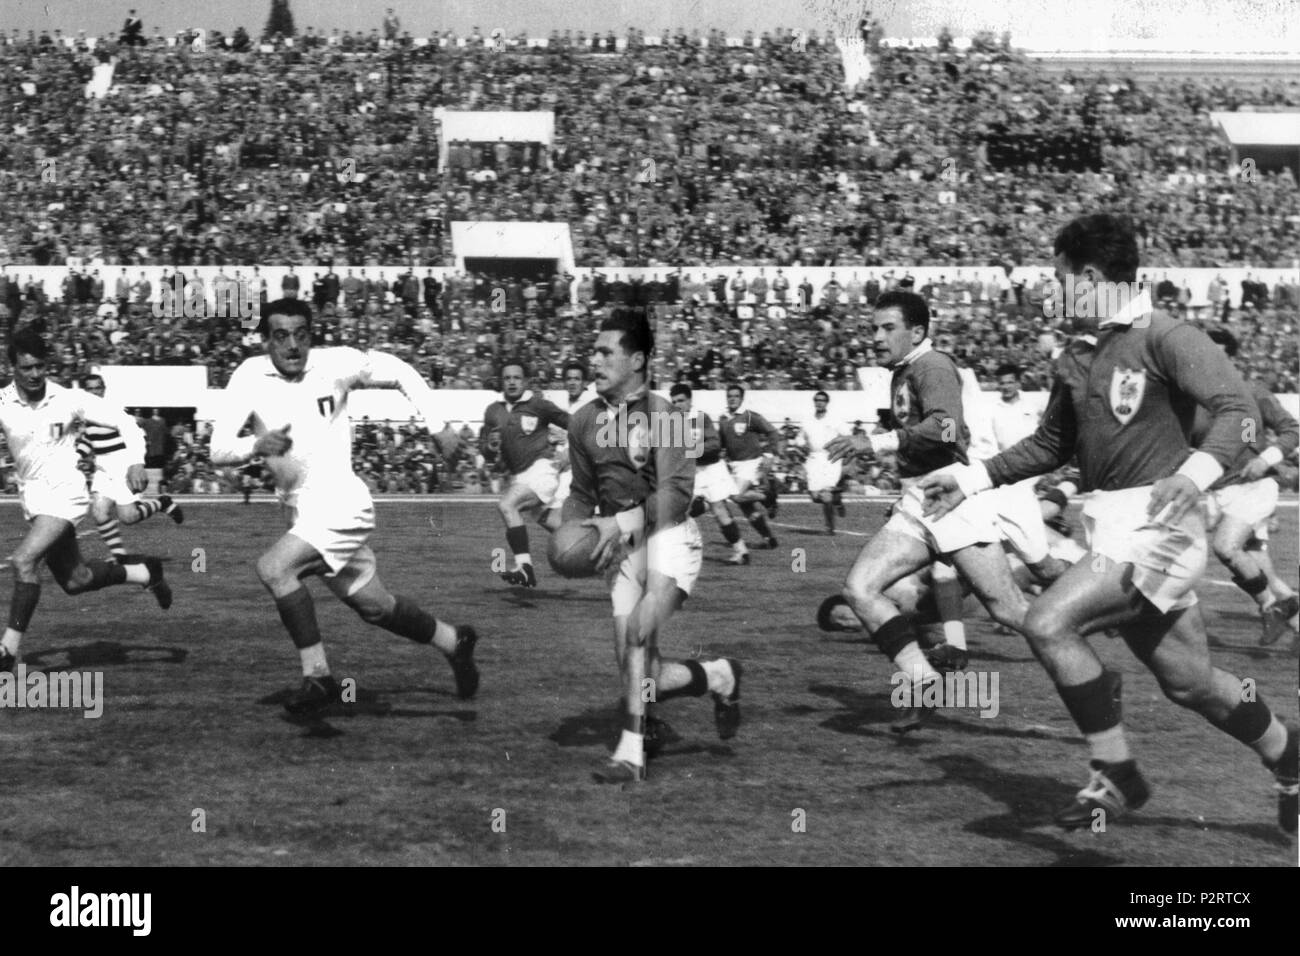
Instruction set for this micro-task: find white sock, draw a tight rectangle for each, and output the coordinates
[1,628,22,657]
[943,620,967,650]
[300,643,330,678]
[432,620,458,655]
[612,729,644,766]
[893,643,939,687]
[124,564,150,585]
[1085,724,1131,764]
[515,553,532,569]
[735,541,748,553]
[703,659,734,696]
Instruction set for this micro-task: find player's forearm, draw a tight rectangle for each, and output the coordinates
[367,351,444,432]
[209,429,258,465]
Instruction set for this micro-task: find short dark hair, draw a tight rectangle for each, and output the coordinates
[1206,327,1240,357]
[670,382,692,399]
[995,363,1021,379]
[501,361,529,379]
[1053,214,1140,283]
[258,297,314,337]
[726,383,745,398]
[81,372,105,388]
[8,326,48,364]
[813,390,830,402]
[562,360,586,379]
[599,309,653,360]
[873,290,931,337]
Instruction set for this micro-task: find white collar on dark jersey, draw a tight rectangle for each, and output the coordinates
[503,390,533,409]
[1099,289,1153,330]
[601,384,648,413]
[895,337,933,368]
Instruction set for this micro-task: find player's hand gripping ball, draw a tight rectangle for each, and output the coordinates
[548,521,601,578]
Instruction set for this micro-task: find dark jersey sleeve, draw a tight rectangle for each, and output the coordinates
[700,413,721,461]
[749,412,781,453]
[646,428,694,530]
[1255,384,1299,460]
[537,399,571,431]
[899,363,966,465]
[561,412,598,523]
[1157,323,1259,471]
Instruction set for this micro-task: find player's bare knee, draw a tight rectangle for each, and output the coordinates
[255,553,291,589]
[10,551,42,582]
[1022,605,1067,646]
[117,504,140,525]
[1160,673,1213,709]
[350,594,390,625]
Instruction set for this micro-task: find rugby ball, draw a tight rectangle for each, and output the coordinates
[548,521,601,578]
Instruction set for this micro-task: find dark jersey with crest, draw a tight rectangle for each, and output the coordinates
[563,391,694,533]
[986,313,1258,492]
[718,409,776,462]
[482,391,570,475]
[889,347,970,478]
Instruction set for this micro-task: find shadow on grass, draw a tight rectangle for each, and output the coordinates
[22,641,188,670]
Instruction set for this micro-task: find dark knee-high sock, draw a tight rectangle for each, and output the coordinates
[1232,571,1269,607]
[1215,695,1287,763]
[380,595,456,654]
[720,521,741,545]
[276,588,329,677]
[505,525,531,567]
[2,581,42,656]
[82,560,129,591]
[822,501,835,529]
[1058,670,1130,765]
[97,518,125,558]
[873,614,936,685]
[656,660,709,700]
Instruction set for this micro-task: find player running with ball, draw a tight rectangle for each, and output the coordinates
[920,214,1297,832]
[565,310,741,783]
[210,298,478,715]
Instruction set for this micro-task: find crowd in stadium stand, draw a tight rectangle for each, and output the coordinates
[1,24,1296,270]
[1,21,1297,494]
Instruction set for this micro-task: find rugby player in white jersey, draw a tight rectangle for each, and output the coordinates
[800,391,849,534]
[78,373,184,562]
[0,328,172,674]
[921,214,1296,832]
[209,299,478,715]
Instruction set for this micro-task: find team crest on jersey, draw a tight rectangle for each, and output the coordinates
[1109,367,1146,425]
[732,421,747,437]
[519,414,538,435]
[627,422,651,469]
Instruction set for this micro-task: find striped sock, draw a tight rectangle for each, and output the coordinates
[135,499,164,520]
[97,519,125,558]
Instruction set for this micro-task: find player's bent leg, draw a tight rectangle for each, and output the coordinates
[1213,516,1270,609]
[256,533,341,713]
[952,542,1030,634]
[1024,558,1159,828]
[41,517,167,605]
[334,562,479,700]
[498,482,544,586]
[1,515,75,668]
[90,494,128,561]
[926,559,969,670]
[1122,605,1297,833]
[712,499,749,563]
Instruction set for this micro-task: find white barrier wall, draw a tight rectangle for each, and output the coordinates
[6,264,1297,312]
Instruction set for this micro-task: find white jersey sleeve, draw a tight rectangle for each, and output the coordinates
[349,350,445,434]
[209,360,261,466]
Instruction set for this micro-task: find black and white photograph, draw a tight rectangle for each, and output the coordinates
[0,0,1296,890]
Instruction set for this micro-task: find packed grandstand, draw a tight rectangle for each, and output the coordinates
[0,18,1296,496]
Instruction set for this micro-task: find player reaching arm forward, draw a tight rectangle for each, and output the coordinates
[0,328,172,675]
[563,310,741,784]
[209,298,478,716]
[919,214,1296,833]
